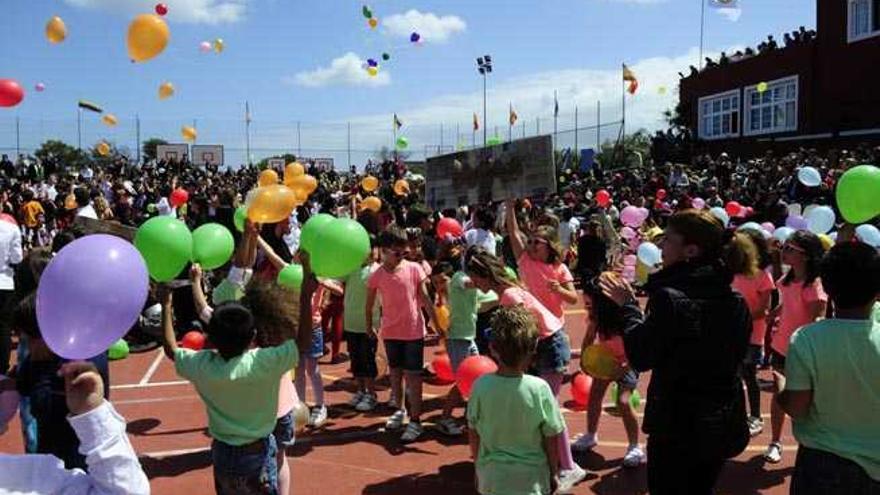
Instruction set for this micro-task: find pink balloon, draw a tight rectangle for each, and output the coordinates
[623,254,637,266]
[761,222,775,234]
[199,41,212,53]
[35,82,46,92]
[692,197,705,209]
[620,206,644,228]
[620,226,637,240]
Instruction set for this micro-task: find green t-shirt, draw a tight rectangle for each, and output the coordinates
[467,373,565,495]
[175,340,298,446]
[786,318,880,480]
[343,264,380,333]
[448,272,479,340]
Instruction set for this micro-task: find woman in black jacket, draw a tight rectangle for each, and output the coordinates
[599,209,751,495]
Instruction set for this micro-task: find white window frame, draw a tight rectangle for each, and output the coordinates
[697,89,741,141]
[848,0,880,43]
[744,76,799,137]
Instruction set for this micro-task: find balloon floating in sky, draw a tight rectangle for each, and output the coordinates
[46,16,67,44]
[35,82,46,92]
[367,58,378,67]
[410,32,421,43]
[382,52,390,61]
[756,82,768,93]
[199,41,212,53]
[96,142,111,156]
[101,114,118,127]
[366,66,379,77]
[158,81,175,100]
[396,136,409,150]
[181,126,197,143]
[362,5,373,18]
[487,136,502,146]
[658,86,667,95]
[0,79,25,108]
[127,14,170,63]
[213,38,224,53]
[368,18,379,29]
[155,3,168,16]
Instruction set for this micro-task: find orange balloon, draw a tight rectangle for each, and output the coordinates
[368,18,379,29]
[435,304,450,332]
[393,179,410,196]
[361,176,379,192]
[127,14,170,63]
[247,185,298,224]
[286,174,318,198]
[258,169,279,187]
[96,142,111,156]
[285,162,304,179]
[360,196,382,212]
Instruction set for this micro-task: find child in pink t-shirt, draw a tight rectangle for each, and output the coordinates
[764,231,827,464]
[366,228,436,443]
[465,249,587,491]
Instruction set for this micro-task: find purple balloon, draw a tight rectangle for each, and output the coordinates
[410,32,421,43]
[367,58,378,67]
[786,214,808,230]
[620,206,644,228]
[761,222,776,234]
[692,197,706,209]
[37,235,149,360]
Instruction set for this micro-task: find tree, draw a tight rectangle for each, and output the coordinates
[34,140,89,171]
[256,153,298,171]
[595,129,653,170]
[142,138,168,161]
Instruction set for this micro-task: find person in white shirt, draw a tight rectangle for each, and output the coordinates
[464,207,497,256]
[0,218,23,374]
[558,208,580,252]
[73,188,98,220]
[0,361,150,495]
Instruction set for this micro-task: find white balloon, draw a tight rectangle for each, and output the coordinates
[737,222,764,234]
[805,206,835,234]
[856,224,880,248]
[637,242,662,267]
[787,203,803,217]
[773,226,795,243]
[797,166,822,187]
[709,207,730,228]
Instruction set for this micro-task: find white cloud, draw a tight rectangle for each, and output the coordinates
[383,10,467,42]
[285,52,391,88]
[62,0,248,24]
[717,7,742,22]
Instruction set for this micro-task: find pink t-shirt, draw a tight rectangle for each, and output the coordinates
[277,372,294,418]
[772,278,827,356]
[517,254,574,319]
[599,334,628,367]
[367,260,427,341]
[732,271,776,346]
[499,286,563,339]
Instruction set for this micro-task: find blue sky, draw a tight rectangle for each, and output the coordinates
[0,0,815,166]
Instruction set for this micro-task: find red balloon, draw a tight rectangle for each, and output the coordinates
[596,189,611,208]
[436,217,463,240]
[456,355,498,398]
[432,354,455,383]
[180,331,205,350]
[656,188,667,200]
[0,79,25,108]
[0,213,16,225]
[169,188,189,208]
[725,201,741,217]
[571,372,593,406]
[155,3,168,15]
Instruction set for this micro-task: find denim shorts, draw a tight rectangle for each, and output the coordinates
[304,326,324,359]
[447,338,479,374]
[273,412,294,447]
[345,331,378,378]
[792,445,880,494]
[533,330,572,374]
[616,368,640,391]
[384,339,425,372]
[211,435,278,495]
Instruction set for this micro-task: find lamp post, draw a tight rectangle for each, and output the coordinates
[476,55,492,147]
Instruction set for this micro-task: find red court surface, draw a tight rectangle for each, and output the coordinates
[1,305,797,494]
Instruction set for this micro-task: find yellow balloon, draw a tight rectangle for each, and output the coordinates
[181,125,197,143]
[292,401,309,434]
[361,175,379,192]
[818,234,833,252]
[284,162,304,179]
[286,174,318,198]
[757,82,769,94]
[101,114,118,127]
[96,142,111,156]
[393,179,410,196]
[46,16,67,44]
[158,82,175,100]
[213,38,224,53]
[247,185,298,224]
[580,344,624,380]
[360,196,382,213]
[367,66,379,77]
[127,14,170,63]
[258,169,279,187]
[368,18,379,29]
[435,305,450,332]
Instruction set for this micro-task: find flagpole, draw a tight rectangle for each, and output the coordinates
[245,102,251,166]
[622,64,627,167]
[553,90,558,150]
[596,100,601,150]
[508,103,513,143]
[392,114,397,159]
[699,0,706,69]
[522,120,526,139]
[574,105,579,153]
[77,107,82,151]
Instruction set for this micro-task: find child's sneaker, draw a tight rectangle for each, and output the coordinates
[308,405,328,428]
[763,442,783,464]
[355,394,378,412]
[622,445,645,468]
[385,409,406,430]
[556,464,587,493]
[571,432,598,453]
[435,417,464,436]
[347,391,365,408]
[400,421,424,443]
[748,416,764,437]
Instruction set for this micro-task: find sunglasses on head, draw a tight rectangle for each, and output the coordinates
[782,243,805,253]
[527,238,549,246]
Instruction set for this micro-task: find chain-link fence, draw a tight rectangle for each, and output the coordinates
[0,108,624,169]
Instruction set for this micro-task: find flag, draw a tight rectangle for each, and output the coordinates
[393,113,403,130]
[78,100,103,113]
[473,112,479,131]
[509,104,518,126]
[245,102,252,124]
[623,65,639,95]
[708,0,738,7]
[554,93,559,117]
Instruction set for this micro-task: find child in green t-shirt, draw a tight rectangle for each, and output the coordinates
[467,305,565,495]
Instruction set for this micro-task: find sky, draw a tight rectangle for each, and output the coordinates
[0,0,816,167]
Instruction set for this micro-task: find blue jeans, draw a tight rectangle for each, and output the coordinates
[447,339,479,374]
[16,339,37,453]
[211,436,279,495]
[792,446,880,494]
[533,330,571,374]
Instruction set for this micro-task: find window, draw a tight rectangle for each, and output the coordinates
[744,76,798,136]
[849,0,880,42]
[698,90,740,140]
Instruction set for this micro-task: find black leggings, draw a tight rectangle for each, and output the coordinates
[742,344,763,418]
[647,434,726,495]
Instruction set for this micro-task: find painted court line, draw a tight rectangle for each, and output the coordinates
[112,380,189,390]
[139,349,166,385]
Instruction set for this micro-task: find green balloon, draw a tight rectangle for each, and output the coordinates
[382,52,390,61]
[504,266,518,281]
[277,264,304,291]
[108,339,129,360]
[234,206,247,232]
[396,136,409,150]
[610,383,642,410]
[300,213,335,254]
[362,5,372,18]
[311,219,370,278]
[836,164,880,224]
[192,223,235,270]
[134,216,193,282]
[487,136,502,146]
